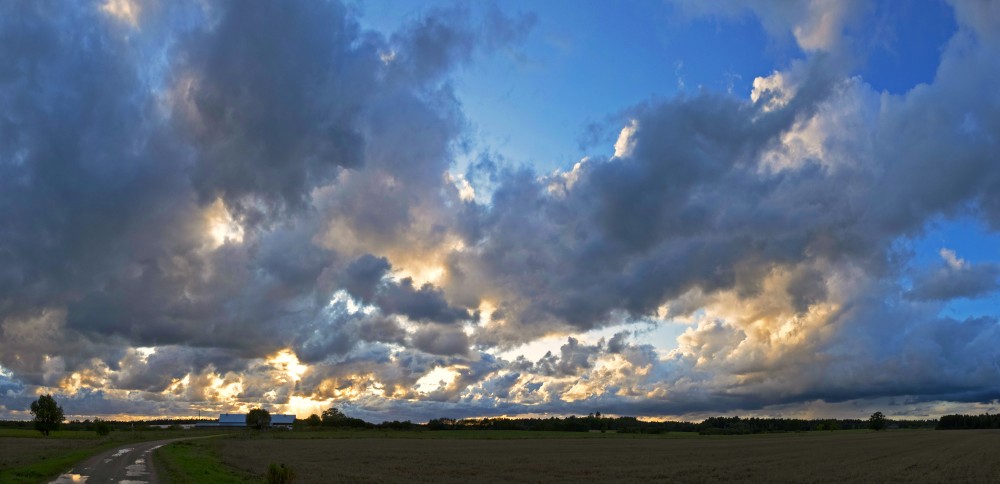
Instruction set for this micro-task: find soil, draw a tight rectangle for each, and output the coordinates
[212,429,1000,483]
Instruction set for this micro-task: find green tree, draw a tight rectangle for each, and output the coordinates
[868,411,887,431]
[247,408,271,430]
[30,394,65,436]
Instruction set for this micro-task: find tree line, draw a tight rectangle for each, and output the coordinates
[427,413,696,433]
[426,413,937,434]
[936,413,1000,430]
[10,394,948,436]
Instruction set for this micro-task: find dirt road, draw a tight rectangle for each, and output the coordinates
[48,435,219,484]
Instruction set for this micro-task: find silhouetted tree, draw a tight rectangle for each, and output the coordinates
[868,411,887,431]
[29,394,64,436]
[247,408,271,430]
[94,418,112,436]
[305,414,321,427]
[322,406,346,426]
[320,406,369,428]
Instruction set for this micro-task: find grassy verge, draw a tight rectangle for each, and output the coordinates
[0,430,234,484]
[0,439,127,484]
[0,428,106,439]
[155,439,260,484]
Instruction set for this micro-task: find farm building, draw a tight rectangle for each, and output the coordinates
[195,413,296,429]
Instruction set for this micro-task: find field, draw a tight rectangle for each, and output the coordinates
[157,429,1000,483]
[6,427,998,482]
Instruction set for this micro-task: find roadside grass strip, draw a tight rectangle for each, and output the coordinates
[155,439,259,484]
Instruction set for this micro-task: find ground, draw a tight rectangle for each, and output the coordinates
[0,428,222,483]
[0,436,97,472]
[8,428,999,483]
[159,429,1000,483]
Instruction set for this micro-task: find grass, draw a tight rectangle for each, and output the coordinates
[0,439,126,484]
[0,428,107,439]
[0,429,232,484]
[155,439,259,484]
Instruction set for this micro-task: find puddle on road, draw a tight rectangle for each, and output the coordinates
[104,447,134,464]
[48,472,88,483]
[125,457,148,477]
[51,443,165,484]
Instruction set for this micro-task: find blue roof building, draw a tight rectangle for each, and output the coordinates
[194,412,296,429]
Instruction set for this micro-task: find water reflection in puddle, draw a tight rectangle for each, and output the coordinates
[125,457,148,478]
[104,447,133,463]
[48,472,88,483]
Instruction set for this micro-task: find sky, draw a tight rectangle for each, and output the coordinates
[1,0,1000,423]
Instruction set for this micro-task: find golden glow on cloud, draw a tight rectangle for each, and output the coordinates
[415,366,461,393]
[165,374,190,395]
[267,349,308,383]
[282,395,331,418]
[101,0,140,28]
[210,374,244,402]
[446,172,476,202]
[204,198,244,248]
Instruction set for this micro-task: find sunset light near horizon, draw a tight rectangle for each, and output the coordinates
[2,0,1000,424]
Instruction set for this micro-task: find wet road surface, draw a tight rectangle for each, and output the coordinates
[49,435,219,484]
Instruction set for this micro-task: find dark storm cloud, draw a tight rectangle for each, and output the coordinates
[411,325,471,357]
[0,0,530,418]
[3,0,1000,421]
[535,337,602,377]
[0,1,197,318]
[450,57,849,337]
[177,0,373,219]
[343,255,472,324]
[906,259,1000,301]
[342,255,392,303]
[376,279,473,324]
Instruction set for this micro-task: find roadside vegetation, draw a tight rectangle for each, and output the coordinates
[0,428,214,484]
[155,439,259,484]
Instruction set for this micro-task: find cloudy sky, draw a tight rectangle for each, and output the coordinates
[2,0,1000,422]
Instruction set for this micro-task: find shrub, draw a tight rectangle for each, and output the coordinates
[267,463,296,484]
[94,419,112,436]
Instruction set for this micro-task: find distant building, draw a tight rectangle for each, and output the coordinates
[271,414,295,429]
[194,413,296,429]
[219,413,249,427]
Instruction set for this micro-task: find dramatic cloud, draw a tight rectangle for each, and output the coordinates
[1,0,999,422]
[906,249,1000,301]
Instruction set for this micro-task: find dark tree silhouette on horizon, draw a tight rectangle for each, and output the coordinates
[30,394,64,436]
[305,413,322,427]
[247,408,271,430]
[868,411,887,431]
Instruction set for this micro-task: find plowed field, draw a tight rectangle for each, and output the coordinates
[209,430,1000,483]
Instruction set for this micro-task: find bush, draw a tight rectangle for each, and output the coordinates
[94,419,112,436]
[267,463,295,484]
